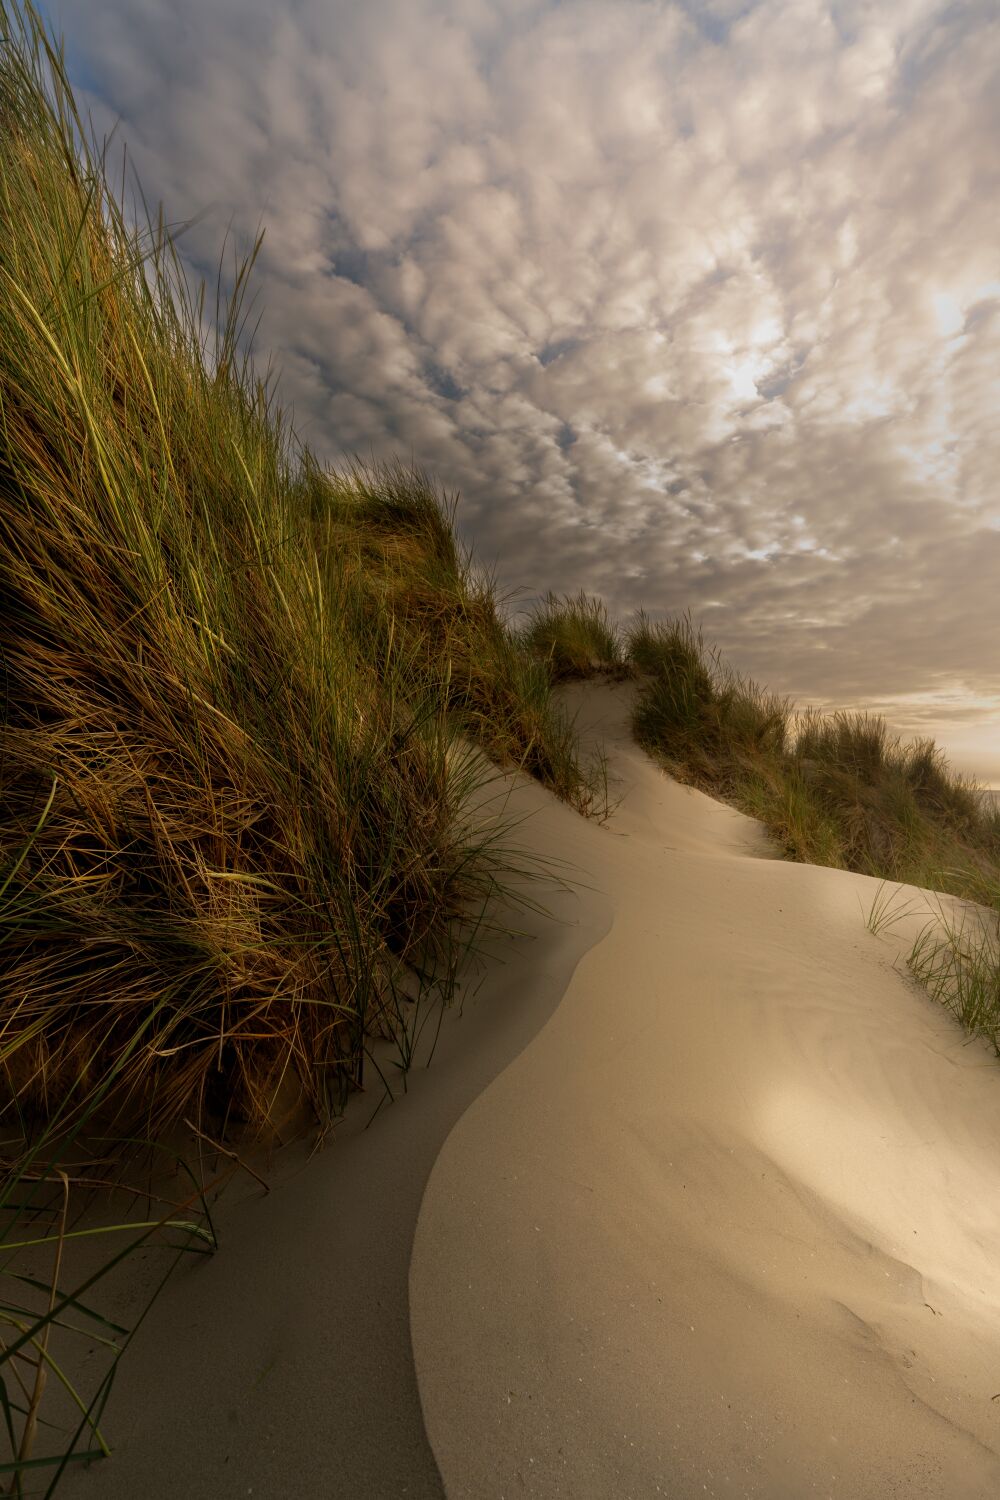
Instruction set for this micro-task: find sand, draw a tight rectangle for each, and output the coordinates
[67,745,608,1499]
[67,683,1000,1497]
[410,684,1000,1498]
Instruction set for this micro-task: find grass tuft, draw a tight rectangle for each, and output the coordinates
[628,615,1000,900]
[522,591,629,682]
[905,900,1000,1054]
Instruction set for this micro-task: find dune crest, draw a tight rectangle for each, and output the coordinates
[410,683,1000,1498]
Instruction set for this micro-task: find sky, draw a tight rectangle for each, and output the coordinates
[46,0,1000,782]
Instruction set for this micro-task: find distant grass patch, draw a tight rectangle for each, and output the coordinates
[628,615,1000,900]
[631,612,1000,1054]
[522,591,629,682]
[864,879,1000,1058]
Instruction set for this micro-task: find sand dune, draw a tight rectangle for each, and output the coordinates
[67,740,608,1499]
[66,683,1000,1498]
[410,684,1000,1498]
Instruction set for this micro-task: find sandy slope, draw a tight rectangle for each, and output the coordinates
[63,682,1000,1498]
[410,684,1000,1498]
[66,766,609,1499]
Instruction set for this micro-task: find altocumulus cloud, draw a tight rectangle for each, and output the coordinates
[50,0,1000,776]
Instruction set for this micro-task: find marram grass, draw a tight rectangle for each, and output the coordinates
[624,612,1000,898]
[0,3,610,1483]
[522,590,628,681]
[528,595,1000,1059]
[0,4,605,1156]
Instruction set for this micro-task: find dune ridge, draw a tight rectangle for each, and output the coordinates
[410,683,1000,1498]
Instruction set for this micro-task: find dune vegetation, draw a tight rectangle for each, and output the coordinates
[520,600,1000,1055]
[0,5,609,1486]
[623,614,1000,898]
[522,590,629,682]
[0,4,609,1157]
[518,601,1000,903]
[2,0,999,1488]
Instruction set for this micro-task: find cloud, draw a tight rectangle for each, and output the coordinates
[50,0,1000,777]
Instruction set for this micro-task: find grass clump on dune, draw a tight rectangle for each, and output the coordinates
[311,467,610,816]
[630,612,788,763]
[628,615,1000,900]
[630,611,1000,1056]
[0,76,457,1143]
[906,897,1000,1056]
[522,590,629,682]
[865,870,1000,1057]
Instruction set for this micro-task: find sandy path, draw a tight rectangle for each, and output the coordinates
[410,684,1000,1498]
